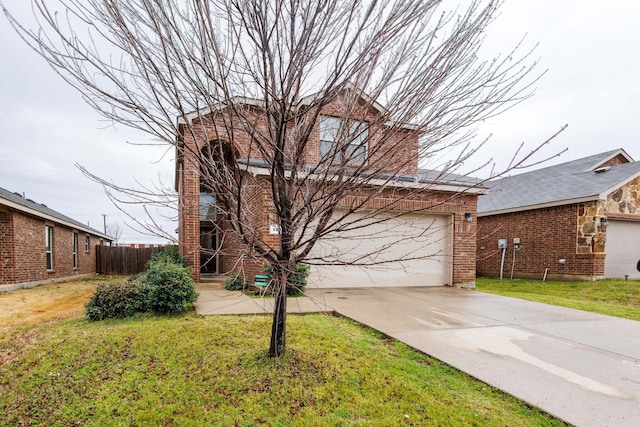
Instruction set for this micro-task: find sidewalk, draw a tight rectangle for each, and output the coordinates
[195,284,640,427]
[194,282,332,315]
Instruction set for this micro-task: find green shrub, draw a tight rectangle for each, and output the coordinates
[128,272,147,283]
[86,245,197,320]
[224,273,247,291]
[85,281,152,321]
[145,259,198,315]
[288,263,310,295]
[147,245,189,268]
[263,262,310,296]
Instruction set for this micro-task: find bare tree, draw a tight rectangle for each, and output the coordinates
[3,0,565,356]
[106,221,124,245]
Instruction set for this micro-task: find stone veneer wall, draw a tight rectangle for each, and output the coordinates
[558,177,640,258]
[576,201,607,254]
[604,176,640,216]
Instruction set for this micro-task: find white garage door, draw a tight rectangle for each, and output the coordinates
[306,212,452,288]
[604,219,640,279]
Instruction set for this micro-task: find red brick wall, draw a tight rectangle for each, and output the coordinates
[13,214,47,283]
[220,182,478,286]
[305,98,420,176]
[0,212,15,283]
[477,204,605,280]
[178,100,476,285]
[177,151,202,280]
[180,159,478,285]
[0,211,101,285]
[183,97,420,178]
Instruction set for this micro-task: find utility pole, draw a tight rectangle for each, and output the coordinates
[102,214,107,234]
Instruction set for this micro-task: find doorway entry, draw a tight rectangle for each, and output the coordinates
[200,225,217,274]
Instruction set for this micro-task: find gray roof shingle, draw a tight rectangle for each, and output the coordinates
[0,186,111,238]
[478,149,640,214]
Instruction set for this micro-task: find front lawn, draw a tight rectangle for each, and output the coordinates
[476,278,640,321]
[0,313,565,426]
[0,275,123,342]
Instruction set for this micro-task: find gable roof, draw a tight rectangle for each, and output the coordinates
[478,149,640,215]
[297,82,388,115]
[0,186,112,239]
[177,83,415,129]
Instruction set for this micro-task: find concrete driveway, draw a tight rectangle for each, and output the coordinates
[195,285,640,426]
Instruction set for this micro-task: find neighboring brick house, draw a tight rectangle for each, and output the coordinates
[0,187,112,289]
[477,149,640,280]
[176,90,485,288]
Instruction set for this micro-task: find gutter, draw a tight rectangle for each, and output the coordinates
[242,163,488,195]
[478,195,600,217]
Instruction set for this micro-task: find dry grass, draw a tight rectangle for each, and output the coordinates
[0,275,123,342]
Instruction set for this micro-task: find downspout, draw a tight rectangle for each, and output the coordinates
[510,244,518,280]
[499,247,506,280]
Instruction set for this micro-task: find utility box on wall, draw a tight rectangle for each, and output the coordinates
[498,239,507,249]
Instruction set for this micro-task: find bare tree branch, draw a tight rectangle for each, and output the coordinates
[3,0,567,357]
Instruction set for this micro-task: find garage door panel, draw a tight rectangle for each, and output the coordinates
[309,263,449,287]
[604,220,640,279]
[307,212,452,288]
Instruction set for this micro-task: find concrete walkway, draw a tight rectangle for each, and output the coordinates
[195,284,640,427]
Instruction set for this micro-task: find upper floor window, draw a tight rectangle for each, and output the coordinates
[320,116,367,166]
[45,225,53,270]
[200,193,216,222]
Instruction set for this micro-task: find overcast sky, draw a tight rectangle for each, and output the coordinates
[1,1,639,243]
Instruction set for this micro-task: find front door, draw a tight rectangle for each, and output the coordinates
[200,225,217,274]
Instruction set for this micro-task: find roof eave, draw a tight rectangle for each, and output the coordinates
[478,195,603,217]
[0,198,113,240]
[243,164,486,194]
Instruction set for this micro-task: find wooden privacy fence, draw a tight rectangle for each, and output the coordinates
[96,246,163,275]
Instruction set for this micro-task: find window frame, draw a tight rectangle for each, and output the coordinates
[319,116,368,166]
[72,232,78,269]
[84,235,90,253]
[199,192,217,222]
[45,225,54,270]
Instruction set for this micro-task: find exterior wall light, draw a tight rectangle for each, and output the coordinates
[598,216,609,231]
[464,212,473,222]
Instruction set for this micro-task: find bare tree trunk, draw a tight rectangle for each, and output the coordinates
[269,264,288,357]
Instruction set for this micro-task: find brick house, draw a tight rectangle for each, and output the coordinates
[0,187,112,289]
[176,90,485,288]
[477,149,640,280]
